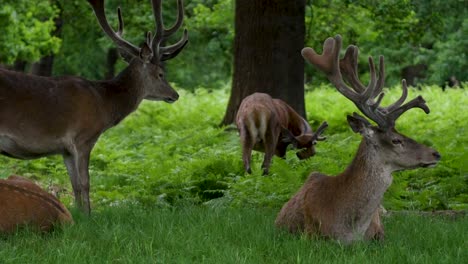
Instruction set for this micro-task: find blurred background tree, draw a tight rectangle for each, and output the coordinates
[0,0,465,89]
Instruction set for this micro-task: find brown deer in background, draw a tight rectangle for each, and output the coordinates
[0,175,73,234]
[0,0,188,214]
[236,93,328,175]
[275,35,441,243]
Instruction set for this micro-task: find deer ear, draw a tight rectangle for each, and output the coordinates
[139,43,153,63]
[347,113,372,134]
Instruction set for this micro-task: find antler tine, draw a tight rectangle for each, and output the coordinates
[385,79,409,113]
[151,0,164,58]
[313,121,329,141]
[340,45,365,93]
[383,79,430,127]
[163,0,185,38]
[87,0,140,57]
[159,29,189,61]
[150,0,188,63]
[373,56,386,98]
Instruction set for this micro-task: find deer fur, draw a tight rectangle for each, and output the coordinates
[0,175,73,234]
[236,93,327,175]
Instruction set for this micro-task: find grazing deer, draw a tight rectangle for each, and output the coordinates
[236,93,328,175]
[0,0,188,214]
[275,35,441,243]
[0,175,73,234]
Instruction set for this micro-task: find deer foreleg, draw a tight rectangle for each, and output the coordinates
[365,208,385,240]
[77,150,91,215]
[63,152,82,209]
[63,146,92,215]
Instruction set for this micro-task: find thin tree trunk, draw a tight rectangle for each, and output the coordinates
[105,48,119,79]
[31,55,55,76]
[31,2,63,77]
[221,0,306,125]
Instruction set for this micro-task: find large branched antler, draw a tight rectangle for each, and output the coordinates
[302,35,429,129]
[87,0,188,63]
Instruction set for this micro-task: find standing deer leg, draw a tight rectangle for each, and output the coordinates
[63,144,93,215]
[77,149,92,215]
[63,151,83,210]
[261,122,278,176]
[239,125,254,174]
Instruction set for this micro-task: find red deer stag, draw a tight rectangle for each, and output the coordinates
[236,93,328,175]
[275,35,441,243]
[0,0,188,214]
[0,175,73,234]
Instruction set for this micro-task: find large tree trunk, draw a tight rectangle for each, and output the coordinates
[221,0,306,125]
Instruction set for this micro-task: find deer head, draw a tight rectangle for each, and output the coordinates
[283,121,328,160]
[88,0,188,103]
[302,35,440,171]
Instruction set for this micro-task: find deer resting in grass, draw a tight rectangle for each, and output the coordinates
[0,0,188,214]
[236,93,328,175]
[0,175,73,234]
[275,35,441,243]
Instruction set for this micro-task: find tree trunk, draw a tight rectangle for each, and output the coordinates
[105,48,119,79]
[221,0,306,125]
[31,55,55,76]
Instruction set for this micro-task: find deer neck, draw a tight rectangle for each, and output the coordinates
[283,104,311,136]
[339,140,393,211]
[98,65,146,125]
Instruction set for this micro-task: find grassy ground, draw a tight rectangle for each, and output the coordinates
[0,206,466,264]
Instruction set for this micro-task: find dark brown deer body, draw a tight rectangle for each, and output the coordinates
[0,175,73,234]
[275,35,440,243]
[0,0,188,214]
[236,93,327,175]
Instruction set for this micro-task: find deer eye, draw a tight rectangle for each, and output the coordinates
[391,139,402,145]
[158,73,164,78]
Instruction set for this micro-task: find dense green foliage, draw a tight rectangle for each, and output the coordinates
[0,207,466,263]
[0,0,466,87]
[0,85,466,211]
[0,0,61,64]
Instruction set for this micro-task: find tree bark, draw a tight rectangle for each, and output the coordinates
[221,0,306,125]
[105,48,119,79]
[31,55,55,76]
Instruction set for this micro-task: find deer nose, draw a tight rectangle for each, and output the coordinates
[432,151,441,160]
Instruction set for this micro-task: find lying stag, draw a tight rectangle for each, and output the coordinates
[0,175,73,233]
[0,0,188,214]
[275,35,441,243]
[236,92,328,175]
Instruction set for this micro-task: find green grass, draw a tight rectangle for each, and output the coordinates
[0,206,466,264]
[0,85,466,210]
